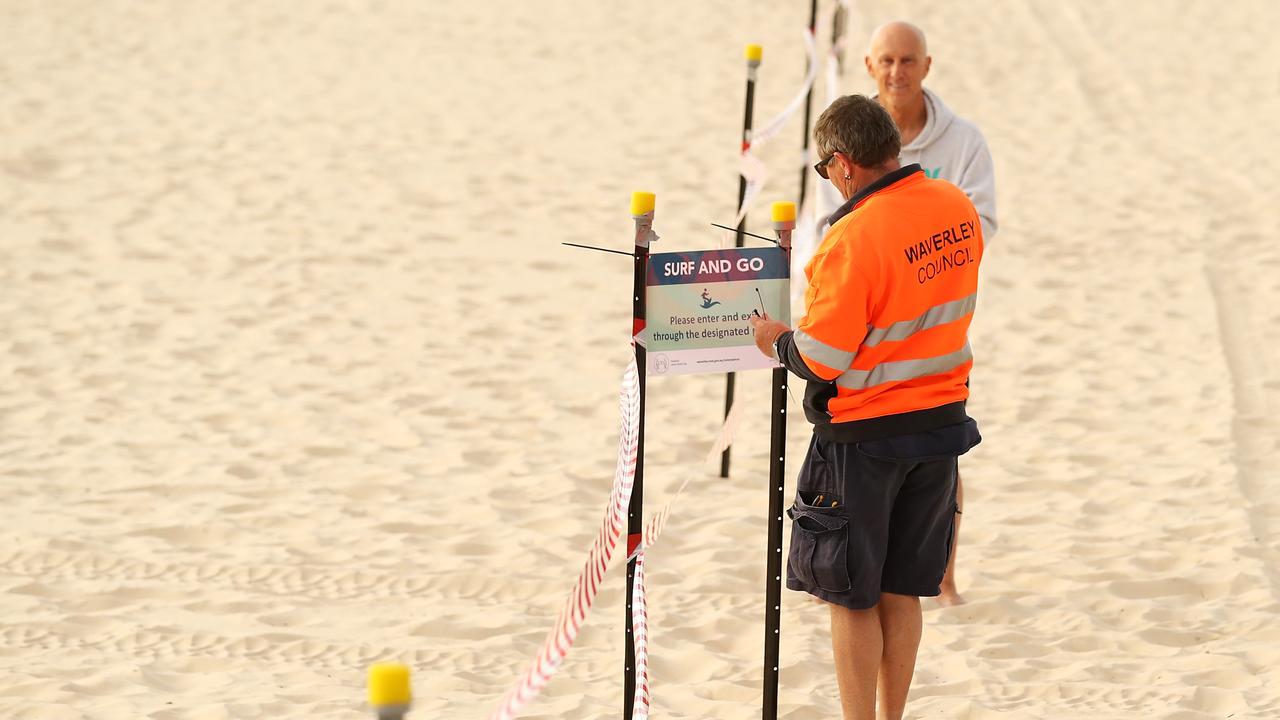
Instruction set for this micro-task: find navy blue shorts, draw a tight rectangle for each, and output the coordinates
[786,421,979,610]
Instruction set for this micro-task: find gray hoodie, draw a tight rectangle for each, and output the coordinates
[814,88,998,240]
[897,88,997,239]
[795,88,998,312]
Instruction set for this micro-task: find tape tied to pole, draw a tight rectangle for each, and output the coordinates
[731,29,820,231]
[488,369,747,720]
[824,0,853,107]
[488,358,642,720]
[622,396,745,719]
[630,550,651,719]
[793,0,855,308]
[490,22,829,714]
[633,210,659,250]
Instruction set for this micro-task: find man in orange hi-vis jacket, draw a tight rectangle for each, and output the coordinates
[750,94,982,720]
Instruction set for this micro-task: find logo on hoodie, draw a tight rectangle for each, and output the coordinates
[923,166,943,179]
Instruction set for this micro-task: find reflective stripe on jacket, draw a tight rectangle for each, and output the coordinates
[793,164,983,438]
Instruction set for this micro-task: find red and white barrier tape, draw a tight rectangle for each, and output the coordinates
[488,361,745,720]
[752,29,820,150]
[793,0,857,306]
[630,549,651,718]
[493,11,855,714]
[730,27,820,233]
[624,394,744,719]
[487,358,641,720]
[825,0,853,108]
[628,398,743,565]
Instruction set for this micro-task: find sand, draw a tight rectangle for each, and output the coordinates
[2,0,1279,717]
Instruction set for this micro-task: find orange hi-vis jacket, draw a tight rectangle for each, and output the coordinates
[780,164,983,441]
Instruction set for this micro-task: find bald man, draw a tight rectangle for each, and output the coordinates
[866,21,996,607]
[866,21,997,239]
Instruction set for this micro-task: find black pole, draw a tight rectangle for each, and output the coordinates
[722,45,762,479]
[796,0,819,213]
[762,205,794,720]
[832,1,849,76]
[624,194,654,720]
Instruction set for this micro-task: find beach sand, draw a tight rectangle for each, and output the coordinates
[2,0,1279,717]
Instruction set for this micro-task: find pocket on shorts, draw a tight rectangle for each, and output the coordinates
[798,438,843,498]
[787,500,852,593]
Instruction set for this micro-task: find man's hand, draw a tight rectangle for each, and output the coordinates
[749,312,790,359]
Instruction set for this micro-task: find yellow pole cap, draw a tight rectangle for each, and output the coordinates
[630,191,656,216]
[771,201,796,223]
[744,44,763,62]
[368,663,412,707]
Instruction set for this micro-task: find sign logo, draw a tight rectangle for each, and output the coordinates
[653,354,670,374]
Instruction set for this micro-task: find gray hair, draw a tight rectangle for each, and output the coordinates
[813,94,901,169]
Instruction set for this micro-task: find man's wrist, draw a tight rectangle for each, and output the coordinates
[771,331,787,362]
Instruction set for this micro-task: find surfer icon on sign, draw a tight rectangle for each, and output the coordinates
[700,289,722,309]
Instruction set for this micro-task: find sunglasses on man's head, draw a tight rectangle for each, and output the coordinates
[814,153,837,180]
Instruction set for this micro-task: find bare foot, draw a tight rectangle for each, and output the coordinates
[936,587,966,607]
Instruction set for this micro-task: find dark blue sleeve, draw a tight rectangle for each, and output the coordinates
[775,331,830,383]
